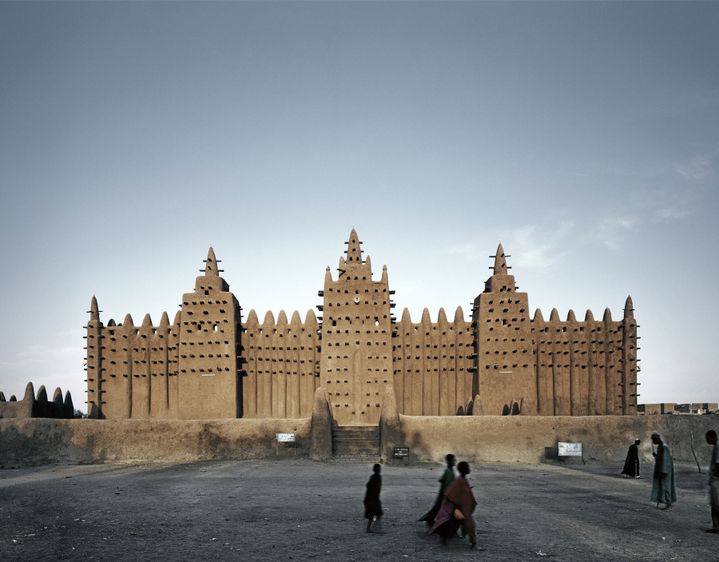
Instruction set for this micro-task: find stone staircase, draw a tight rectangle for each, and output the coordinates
[332,426,381,462]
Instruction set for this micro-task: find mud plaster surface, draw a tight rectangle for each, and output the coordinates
[0,459,716,561]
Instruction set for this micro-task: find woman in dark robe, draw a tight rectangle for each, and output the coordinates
[419,454,456,527]
[621,439,641,478]
[364,463,383,532]
[431,461,477,548]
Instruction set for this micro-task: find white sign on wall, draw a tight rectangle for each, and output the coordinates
[276,433,296,443]
[558,442,583,457]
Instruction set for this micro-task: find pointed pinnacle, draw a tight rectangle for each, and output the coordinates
[493,243,508,275]
[346,228,362,263]
[624,295,635,318]
[204,247,219,277]
[89,296,100,320]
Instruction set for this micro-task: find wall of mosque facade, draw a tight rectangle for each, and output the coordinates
[86,230,638,422]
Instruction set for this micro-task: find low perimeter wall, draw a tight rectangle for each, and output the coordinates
[399,415,719,465]
[1,415,717,466]
[0,418,310,465]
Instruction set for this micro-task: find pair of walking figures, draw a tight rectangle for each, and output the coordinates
[418,454,477,549]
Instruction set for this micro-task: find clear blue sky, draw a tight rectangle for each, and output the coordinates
[1,1,717,410]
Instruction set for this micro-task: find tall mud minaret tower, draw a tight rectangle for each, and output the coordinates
[85,296,103,418]
[473,243,537,415]
[319,229,393,425]
[177,247,242,419]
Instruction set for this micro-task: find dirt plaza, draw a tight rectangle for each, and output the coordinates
[1,459,717,561]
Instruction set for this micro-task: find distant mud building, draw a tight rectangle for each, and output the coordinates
[0,382,74,419]
[86,230,638,422]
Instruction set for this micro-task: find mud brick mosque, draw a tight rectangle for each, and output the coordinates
[85,229,639,423]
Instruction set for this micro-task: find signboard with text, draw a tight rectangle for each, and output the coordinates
[393,447,409,458]
[558,442,583,457]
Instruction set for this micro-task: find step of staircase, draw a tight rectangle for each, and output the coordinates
[330,455,382,464]
[332,426,380,459]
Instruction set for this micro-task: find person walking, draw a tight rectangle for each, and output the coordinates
[621,439,641,478]
[650,432,676,510]
[419,454,456,527]
[431,461,477,549]
[363,463,383,533]
[705,430,719,533]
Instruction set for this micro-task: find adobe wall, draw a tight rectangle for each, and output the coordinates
[392,307,474,416]
[0,383,74,420]
[242,309,320,419]
[2,415,716,466]
[87,310,181,420]
[0,399,32,419]
[398,414,719,465]
[531,306,638,417]
[0,418,310,465]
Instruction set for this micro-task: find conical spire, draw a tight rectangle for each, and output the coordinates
[155,312,169,338]
[305,309,317,328]
[64,391,74,413]
[36,385,48,402]
[23,382,35,403]
[246,309,259,328]
[345,228,363,264]
[493,243,508,275]
[262,310,276,327]
[624,295,634,319]
[204,247,220,277]
[245,308,260,328]
[141,313,153,328]
[89,296,99,321]
[438,307,448,325]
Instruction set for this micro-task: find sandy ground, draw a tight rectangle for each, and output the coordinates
[1,459,717,561]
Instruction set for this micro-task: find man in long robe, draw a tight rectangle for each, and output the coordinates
[621,439,641,478]
[363,463,383,533]
[419,454,456,526]
[650,432,676,510]
[431,460,477,548]
[705,430,719,533]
